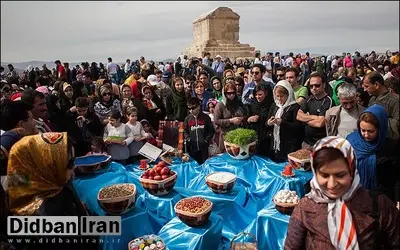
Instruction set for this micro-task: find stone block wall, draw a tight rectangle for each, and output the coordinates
[185,7,256,59]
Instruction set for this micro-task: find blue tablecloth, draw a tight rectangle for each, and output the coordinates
[159,214,223,250]
[73,154,313,250]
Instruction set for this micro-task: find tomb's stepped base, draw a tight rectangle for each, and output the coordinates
[186,43,255,59]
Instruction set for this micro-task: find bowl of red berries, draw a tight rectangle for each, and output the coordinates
[139,161,177,196]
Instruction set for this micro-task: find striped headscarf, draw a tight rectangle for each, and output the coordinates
[306,136,360,250]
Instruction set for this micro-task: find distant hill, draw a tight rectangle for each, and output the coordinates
[1,58,177,73]
[1,61,57,71]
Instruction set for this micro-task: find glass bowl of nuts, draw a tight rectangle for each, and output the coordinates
[174,196,213,226]
[205,172,237,194]
[97,183,137,215]
[287,149,312,171]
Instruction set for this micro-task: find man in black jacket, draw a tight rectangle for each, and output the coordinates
[184,97,215,165]
[65,97,103,156]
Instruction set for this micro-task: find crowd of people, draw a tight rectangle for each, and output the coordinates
[0,50,399,249]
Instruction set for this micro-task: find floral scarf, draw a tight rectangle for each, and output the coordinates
[7,132,70,215]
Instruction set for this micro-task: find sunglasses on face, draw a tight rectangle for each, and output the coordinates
[187,106,198,111]
[310,84,321,89]
[102,92,111,96]
[226,91,235,96]
[251,71,261,75]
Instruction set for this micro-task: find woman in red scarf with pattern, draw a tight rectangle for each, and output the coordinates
[285,136,399,250]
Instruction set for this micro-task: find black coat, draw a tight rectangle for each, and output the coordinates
[376,138,400,202]
[65,110,103,156]
[248,100,271,157]
[143,93,166,131]
[267,103,304,162]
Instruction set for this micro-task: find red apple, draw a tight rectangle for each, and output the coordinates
[148,176,154,180]
[161,167,170,175]
[149,169,156,177]
[154,175,162,181]
[144,170,150,176]
[161,175,169,180]
[159,161,166,167]
[142,175,149,179]
[156,166,163,174]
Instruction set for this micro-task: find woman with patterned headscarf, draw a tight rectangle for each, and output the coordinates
[6,132,99,249]
[94,84,122,125]
[285,136,399,249]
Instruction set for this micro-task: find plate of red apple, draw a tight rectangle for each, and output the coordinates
[139,161,177,196]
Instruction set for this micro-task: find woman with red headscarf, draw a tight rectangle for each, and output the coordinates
[285,136,399,249]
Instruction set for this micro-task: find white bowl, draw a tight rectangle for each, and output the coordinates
[205,172,237,193]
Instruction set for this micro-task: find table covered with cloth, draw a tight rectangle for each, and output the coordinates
[72,154,313,250]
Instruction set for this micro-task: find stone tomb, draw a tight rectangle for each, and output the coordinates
[185,7,256,59]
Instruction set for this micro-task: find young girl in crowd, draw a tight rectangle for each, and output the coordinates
[206,99,218,122]
[206,99,221,156]
[103,110,133,165]
[140,119,157,146]
[125,107,147,164]
[86,136,108,156]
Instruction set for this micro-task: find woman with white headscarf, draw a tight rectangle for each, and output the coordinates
[266,80,303,162]
[285,136,399,249]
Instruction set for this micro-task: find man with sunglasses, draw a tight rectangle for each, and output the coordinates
[242,64,274,105]
[184,97,215,164]
[275,67,286,82]
[297,72,333,149]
